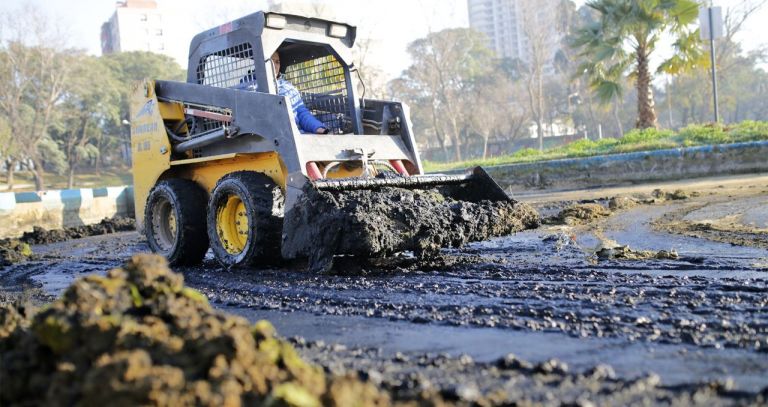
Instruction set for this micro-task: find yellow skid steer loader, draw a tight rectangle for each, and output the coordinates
[130,11,538,271]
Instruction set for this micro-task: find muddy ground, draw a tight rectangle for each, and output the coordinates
[1,174,767,404]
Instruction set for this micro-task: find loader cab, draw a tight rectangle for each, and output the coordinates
[272,42,357,134]
[187,11,361,134]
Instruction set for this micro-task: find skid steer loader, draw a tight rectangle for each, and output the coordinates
[130,11,538,270]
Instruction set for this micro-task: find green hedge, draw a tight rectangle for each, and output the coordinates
[423,121,768,172]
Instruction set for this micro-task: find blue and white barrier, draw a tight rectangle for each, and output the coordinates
[0,186,134,238]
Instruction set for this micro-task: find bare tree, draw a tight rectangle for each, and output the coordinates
[519,0,560,150]
[0,6,73,190]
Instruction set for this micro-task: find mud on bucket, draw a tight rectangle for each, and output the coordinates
[281,167,541,272]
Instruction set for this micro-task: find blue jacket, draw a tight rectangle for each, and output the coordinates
[277,78,325,134]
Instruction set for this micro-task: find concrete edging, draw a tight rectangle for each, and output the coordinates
[0,186,134,239]
[477,141,768,193]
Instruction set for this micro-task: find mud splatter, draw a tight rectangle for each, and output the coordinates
[283,185,540,272]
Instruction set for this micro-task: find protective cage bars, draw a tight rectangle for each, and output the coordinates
[186,43,253,153]
[283,55,351,133]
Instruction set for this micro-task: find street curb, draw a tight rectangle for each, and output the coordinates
[462,140,768,193]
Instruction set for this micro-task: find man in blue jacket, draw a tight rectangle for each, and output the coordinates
[271,51,329,134]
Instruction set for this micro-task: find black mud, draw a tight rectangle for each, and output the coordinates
[2,254,764,406]
[291,339,765,406]
[0,217,135,268]
[283,184,540,271]
[0,254,403,406]
[18,216,135,245]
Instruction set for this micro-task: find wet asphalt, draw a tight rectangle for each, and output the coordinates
[1,188,767,402]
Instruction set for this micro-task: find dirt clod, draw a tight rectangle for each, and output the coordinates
[596,245,679,261]
[608,196,638,210]
[557,203,612,224]
[0,239,32,267]
[652,188,691,201]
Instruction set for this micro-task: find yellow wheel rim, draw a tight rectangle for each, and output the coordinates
[216,195,249,255]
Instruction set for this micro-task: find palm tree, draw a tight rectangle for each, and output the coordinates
[571,0,703,129]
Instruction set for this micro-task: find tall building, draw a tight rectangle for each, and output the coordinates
[101,0,167,56]
[467,0,561,65]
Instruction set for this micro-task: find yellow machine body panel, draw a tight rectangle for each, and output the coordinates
[170,153,286,193]
[130,80,172,232]
[131,80,288,232]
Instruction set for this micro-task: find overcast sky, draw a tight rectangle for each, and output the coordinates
[1,0,766,78]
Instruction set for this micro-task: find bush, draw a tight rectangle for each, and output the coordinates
[512,148,542,158]
[619,128,675,145]
[728,120,768,142]
[678,123,728,145]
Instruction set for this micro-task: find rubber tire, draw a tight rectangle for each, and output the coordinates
[144,179,209,265]
[207,171,283,268]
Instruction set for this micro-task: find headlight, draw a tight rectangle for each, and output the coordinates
[328,23,347,38]
[266,14,287,29]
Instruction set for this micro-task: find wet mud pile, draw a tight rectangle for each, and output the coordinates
[19,216,135,245]
[0,254,441,406]
[283,185,540,272]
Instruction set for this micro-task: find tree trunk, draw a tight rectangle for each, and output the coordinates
[613,97,624,137]
[5,159,15,191]
[449,117,462,162]
[31,157,45,191]
[635,47,658,129]
[482,133,489,159]
[67,164,75,189]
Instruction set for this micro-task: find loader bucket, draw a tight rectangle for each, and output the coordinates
[281,166,541,272]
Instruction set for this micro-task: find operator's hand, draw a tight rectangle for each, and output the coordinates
[316,127,329,134]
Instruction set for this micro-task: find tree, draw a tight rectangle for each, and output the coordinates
[664,0,768,125]
[395,28,494,161]
[102,51,185,167]
[0,6,72,190]
[55,55,122,188]
[571,0,702,129]
[518,0,563,150]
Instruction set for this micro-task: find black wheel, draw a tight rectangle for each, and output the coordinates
[207,171,284,267]
[144,179,209,265]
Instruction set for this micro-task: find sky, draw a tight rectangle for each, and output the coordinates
[0,0,766,80]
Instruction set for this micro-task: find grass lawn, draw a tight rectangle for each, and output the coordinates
[1,167,132,192]
[424,121,768,173]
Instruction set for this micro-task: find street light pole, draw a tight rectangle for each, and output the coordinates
[708,7,719,123]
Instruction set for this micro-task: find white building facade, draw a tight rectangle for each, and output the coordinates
[101,0,167,56]
[467,0,561,65]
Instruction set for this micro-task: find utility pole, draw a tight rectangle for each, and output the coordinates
[699,5,723,123]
